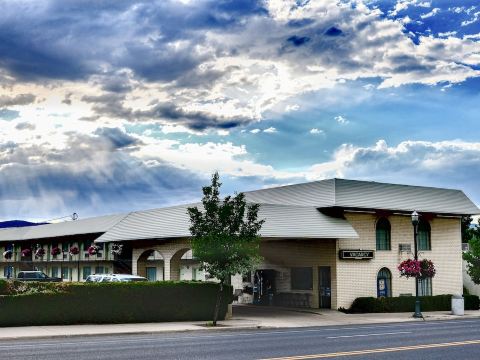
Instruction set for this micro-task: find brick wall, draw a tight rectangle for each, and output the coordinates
[336,212,462,309]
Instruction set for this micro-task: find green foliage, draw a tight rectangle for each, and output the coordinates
[463,236,480,284]
[462,216,474,243]
[187,172,264,284]
[347,294,480,313]
[0,281,233,327]
[0,280,8,295]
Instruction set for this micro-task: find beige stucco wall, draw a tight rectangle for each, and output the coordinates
[258,239,337,309]
[336,212,463,309]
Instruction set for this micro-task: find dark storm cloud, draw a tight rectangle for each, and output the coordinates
[0,0,263,83]
[15,122,36,131]
[325,27,343,37]
[287,35,310,46]
[94,127,139,149]
[0,94,36,107]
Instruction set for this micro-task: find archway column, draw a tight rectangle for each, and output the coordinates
[133,239,191,280]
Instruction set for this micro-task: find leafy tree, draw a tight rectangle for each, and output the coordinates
[464,235,480,284]
[462,216,474,243]
[187,172,264,325]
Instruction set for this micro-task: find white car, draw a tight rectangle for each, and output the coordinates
[85,274,147,282]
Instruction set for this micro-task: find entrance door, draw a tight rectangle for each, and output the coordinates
[146,267,157,281]
[318,266,331,309]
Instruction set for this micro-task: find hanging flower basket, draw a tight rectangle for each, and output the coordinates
[69,246,80,256]
[51,247,61,256]
[398,259,436,279]
[110,243,123,256]
[35,248,45,258]
[88,245,100,256]
[419,259,436,278]
[21,248,31,257]
[3,250,12,259]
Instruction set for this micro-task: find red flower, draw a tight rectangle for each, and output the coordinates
[398,259,436,278]
[69,246,79,256]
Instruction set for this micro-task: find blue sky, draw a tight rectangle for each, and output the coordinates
[0,0,479,221]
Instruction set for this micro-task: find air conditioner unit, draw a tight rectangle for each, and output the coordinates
[399,243,412,252]
[462,243,470,252]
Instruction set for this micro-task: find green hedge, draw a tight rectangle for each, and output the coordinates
[347,294,480,313]
[0,281,233,326]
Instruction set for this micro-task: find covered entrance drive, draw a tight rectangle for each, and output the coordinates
[242,239,337,309]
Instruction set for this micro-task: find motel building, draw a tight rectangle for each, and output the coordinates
[0,179,478,310]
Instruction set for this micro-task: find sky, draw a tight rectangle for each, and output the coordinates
[0,0,480,221]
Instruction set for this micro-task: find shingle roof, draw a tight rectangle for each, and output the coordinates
[245,178,479,215]
[94,203,358,242]
[0,214,126,242]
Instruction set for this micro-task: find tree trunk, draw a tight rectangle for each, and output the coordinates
[213,281,224,326]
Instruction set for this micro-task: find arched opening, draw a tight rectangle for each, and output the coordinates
[137,250,164,281]
[376,217,391,250]
[180,249,205,281]
[418,219,431,251]
[377,267,392,297]
[170,248,192,281]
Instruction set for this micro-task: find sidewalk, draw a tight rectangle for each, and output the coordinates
[1,305,479,340]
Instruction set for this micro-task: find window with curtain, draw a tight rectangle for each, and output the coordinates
[418,219,431,251]
[418,277,432,296]
[376,217,391,250]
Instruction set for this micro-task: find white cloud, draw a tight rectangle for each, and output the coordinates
[263,127,277,133]
[309,128,324,135]
[420,8,440,19]
[335,115,349,124]
[250,128,261,134]
[462,11,480,27]
[285,104,300,112]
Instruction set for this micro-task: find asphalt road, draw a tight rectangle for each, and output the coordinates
[2,319,480,359]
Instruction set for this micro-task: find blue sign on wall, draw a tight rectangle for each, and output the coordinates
[377,277,388,298]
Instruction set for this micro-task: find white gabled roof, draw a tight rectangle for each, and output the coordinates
[245,178,480,215]
[1,178,477,244]
[0,214,126,242]
[94,203,358,242]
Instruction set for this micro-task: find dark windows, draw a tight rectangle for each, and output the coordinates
[82,267,91,280]
[376,217,391,250]
[418,220,431,251]
[291,267,313,290]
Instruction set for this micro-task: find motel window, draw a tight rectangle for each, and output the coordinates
[3,266,14,279]
[82,267,91,280]
[51,266,59,278]
[83,241,91,252]
[418,277,432,296]
[95,266,104,274]
[376,217,391,251]
[61,267,70,280]
[418,220,431,251]
[291,267,313,291]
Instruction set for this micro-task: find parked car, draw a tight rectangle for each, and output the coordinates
[15,271,62,282]
[85,274,147,282]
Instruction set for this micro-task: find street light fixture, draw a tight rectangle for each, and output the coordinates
[411,210,423,318]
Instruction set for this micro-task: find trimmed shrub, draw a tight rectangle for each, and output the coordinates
[0,280,7,295]
[347,294,480,313]
[0,281,233,327]
[465,294,480,310]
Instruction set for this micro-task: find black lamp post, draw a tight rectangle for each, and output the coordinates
[411,210,423,318]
